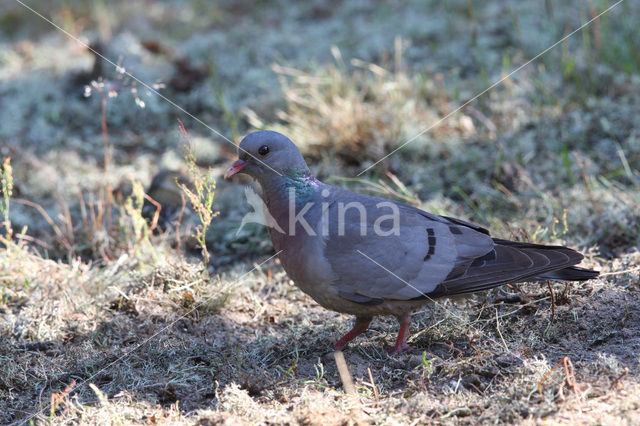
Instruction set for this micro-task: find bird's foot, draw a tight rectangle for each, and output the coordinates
[333,317,372,351]
[387,341,413,355]
[387,313,413,355]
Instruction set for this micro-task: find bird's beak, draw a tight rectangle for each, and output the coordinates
[224,159,247,179]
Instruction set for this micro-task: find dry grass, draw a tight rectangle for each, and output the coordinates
[2,0,640,424]
[2,236,638,424]
[248,49,469,166]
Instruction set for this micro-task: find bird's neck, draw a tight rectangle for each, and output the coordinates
[260,168,321,210]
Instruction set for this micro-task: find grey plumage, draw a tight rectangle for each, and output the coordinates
[225,131,599,354]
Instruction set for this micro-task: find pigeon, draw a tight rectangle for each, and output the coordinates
[142,169,192,229]
[225,131,598,354]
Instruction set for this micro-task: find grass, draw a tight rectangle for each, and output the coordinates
[1,0,640,424]
[1,157,13,240]
[255,49,465,167]
[176,121,218,267]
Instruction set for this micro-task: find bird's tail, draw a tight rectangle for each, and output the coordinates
[534,265,599,281]
[492,238,599,281]
[426,239,598,299]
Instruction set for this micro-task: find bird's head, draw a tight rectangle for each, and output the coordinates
[224,131,310,181]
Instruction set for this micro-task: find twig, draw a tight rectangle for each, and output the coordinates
[59,197,74,246]
[333,350,370,425]
[176,192,186,259]
[14,232,51,250]
[100,92,114,233]
[434,341,463,357]
[538,356,580,400]
[495,308,509,352]
[599,267,640,277]
[407,317,446,343]
[561,282,569,302]
[505,221,520,241]
[471,295,551,325]
[12,198,72,250]
[78,193,90,244]
[609,368,628,391]
[1,157,14,240]
[366,367,379,402]
[50,379,77,418]
[547,280,556,323]
[465,104,497,139]
[143,194,162,233]
[575,153,601,215]
[88,199,97,241]
[334,350,356,396]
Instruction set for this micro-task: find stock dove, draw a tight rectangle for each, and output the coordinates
[225,131,598,354]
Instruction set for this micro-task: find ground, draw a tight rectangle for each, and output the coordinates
[1,0,639,424]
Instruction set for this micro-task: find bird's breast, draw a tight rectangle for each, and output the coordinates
[272,231,335,284]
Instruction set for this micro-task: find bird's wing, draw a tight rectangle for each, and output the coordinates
[425,239,587,298]
[322,189,494,303]
[322,188,591,304]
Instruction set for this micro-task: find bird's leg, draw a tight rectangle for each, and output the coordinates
[334,316,372,350]
[388,312,413,355]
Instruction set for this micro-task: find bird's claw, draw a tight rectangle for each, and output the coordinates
[387,342,413,355]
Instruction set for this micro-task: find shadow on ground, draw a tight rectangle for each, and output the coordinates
[4,277,639,424]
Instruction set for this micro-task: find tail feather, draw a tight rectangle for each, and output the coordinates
[426,239,598,299]
[535,266,599,281]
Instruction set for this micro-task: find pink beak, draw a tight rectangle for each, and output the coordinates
[224,159,247,179]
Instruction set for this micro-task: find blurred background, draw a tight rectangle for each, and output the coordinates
[1,0,639,263]
[1,1,639,423]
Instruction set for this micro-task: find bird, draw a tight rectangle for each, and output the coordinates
[224,131,598,354]
[142,169,192,229]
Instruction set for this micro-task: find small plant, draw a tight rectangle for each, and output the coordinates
[417,351,436,379]
[551,208,569,240]
[0,157,13,241]
[302,360,330,391]
[176,120,219,266]
[119,180,157,261]
[83,65,164,259]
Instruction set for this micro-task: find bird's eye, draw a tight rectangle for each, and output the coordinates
[258,145,269,155]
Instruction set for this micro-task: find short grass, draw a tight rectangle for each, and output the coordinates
[1,0,640,424]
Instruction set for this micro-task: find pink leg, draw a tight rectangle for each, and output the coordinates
[334,317,372,350]
[388,313,413,355]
